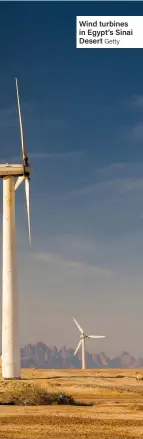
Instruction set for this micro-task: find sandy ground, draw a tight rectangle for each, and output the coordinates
[0,368,143,438]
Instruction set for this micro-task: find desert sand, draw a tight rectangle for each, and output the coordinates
[0,368,143,438]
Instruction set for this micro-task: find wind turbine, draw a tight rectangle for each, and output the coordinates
[0,78,32,379]
[73,318,106,370]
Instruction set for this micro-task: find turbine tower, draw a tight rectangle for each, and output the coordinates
[1,78,32,379]
[73,318,106,370]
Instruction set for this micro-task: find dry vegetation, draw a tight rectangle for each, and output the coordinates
[0,368,143,438]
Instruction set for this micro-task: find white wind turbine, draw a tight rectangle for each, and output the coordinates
[1,78,32,379]
[73,318,106,370]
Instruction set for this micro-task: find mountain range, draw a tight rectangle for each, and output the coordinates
[19,343,143,369]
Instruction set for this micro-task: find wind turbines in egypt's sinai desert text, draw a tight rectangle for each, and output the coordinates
[73,318,106,370]
[0,78,32,379]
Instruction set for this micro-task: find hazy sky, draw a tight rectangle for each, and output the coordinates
[0,1,143,357]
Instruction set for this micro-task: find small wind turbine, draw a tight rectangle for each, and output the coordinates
[0,78,32,379]
[73,318,106,370]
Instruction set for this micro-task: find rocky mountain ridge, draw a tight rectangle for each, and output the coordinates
[20,343,143,369]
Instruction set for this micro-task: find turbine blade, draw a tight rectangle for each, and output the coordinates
[15,175,25,190]
[73,318,83,334]
[25,177,31,244]
[74,340,82,356]
[88,335,106,339]
[15,77,27,162]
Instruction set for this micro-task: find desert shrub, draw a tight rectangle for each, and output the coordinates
[0,381,91,406]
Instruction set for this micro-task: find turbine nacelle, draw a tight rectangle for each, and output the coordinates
[0,164,32,177]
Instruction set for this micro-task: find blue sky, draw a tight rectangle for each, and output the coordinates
[0,1,143,357]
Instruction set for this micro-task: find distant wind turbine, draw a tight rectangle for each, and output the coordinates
[73,318,106,370]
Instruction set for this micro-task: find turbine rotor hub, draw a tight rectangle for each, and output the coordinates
[80,333,87,339]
